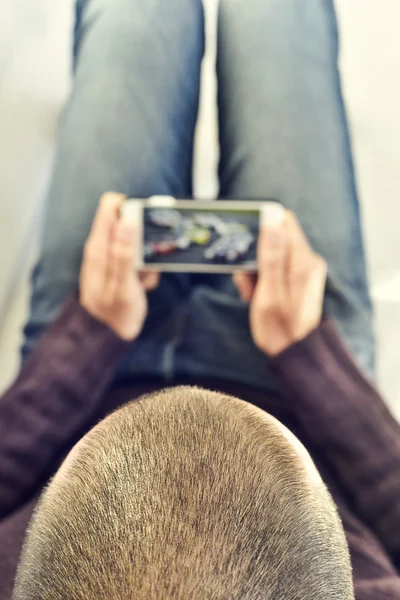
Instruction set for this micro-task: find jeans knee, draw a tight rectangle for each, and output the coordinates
[218,0,337,34]
[75,0,204,34]
[74,0,204,71]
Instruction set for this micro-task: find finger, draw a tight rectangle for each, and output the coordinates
[103,220,136,306]
[297,256,328,335]
[233,272,257,303]
[88,192,125,241]
[140,271,161,291]
[285,211,314,276]
[285,211,322,295]
[256,226,287,308]
[83,193,125,285]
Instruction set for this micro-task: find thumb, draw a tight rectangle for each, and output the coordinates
[103,220,136,305]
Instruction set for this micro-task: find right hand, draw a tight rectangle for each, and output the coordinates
[234,211,328,356]
[80,193,160,341]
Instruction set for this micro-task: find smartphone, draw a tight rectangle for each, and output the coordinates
[122,196,284,273]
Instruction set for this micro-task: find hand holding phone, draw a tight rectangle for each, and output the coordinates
[234,211,327,356]
[80,193,160,341]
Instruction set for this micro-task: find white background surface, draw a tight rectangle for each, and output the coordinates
[0,0,400,418]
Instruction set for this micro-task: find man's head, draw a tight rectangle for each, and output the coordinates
[14,387,354,599]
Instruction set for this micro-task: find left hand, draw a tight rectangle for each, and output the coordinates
[80,192,160,341]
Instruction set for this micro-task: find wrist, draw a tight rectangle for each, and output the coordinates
[79,299,139,342]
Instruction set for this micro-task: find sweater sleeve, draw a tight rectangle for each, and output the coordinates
[270,319,400,569]
[0,297,130,521]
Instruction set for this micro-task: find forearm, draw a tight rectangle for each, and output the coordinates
[270,319,400,565]
[0,297,129,521]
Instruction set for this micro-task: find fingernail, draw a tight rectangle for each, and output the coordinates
[261,204,286,228]
[103,192,122,210]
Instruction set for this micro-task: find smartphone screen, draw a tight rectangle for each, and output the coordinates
[123,199,284,273]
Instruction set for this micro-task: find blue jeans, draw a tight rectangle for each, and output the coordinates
[23,0,375,391]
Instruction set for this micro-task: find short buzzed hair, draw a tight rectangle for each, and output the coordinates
[14,387,354,599]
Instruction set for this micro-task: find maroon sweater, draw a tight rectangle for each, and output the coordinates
[0,298,399,599]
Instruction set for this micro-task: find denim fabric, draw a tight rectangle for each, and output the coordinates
[22,0,375,390]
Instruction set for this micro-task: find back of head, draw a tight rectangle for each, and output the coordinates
[14,387,354,600]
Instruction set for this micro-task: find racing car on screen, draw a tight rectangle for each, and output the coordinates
[194,214,248,236]
[149,209,182,229]
[144,235,192,258]
[204,231,255,263]
[193,213,227,235]
[187,227,211,245]
[172,219,211,246]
